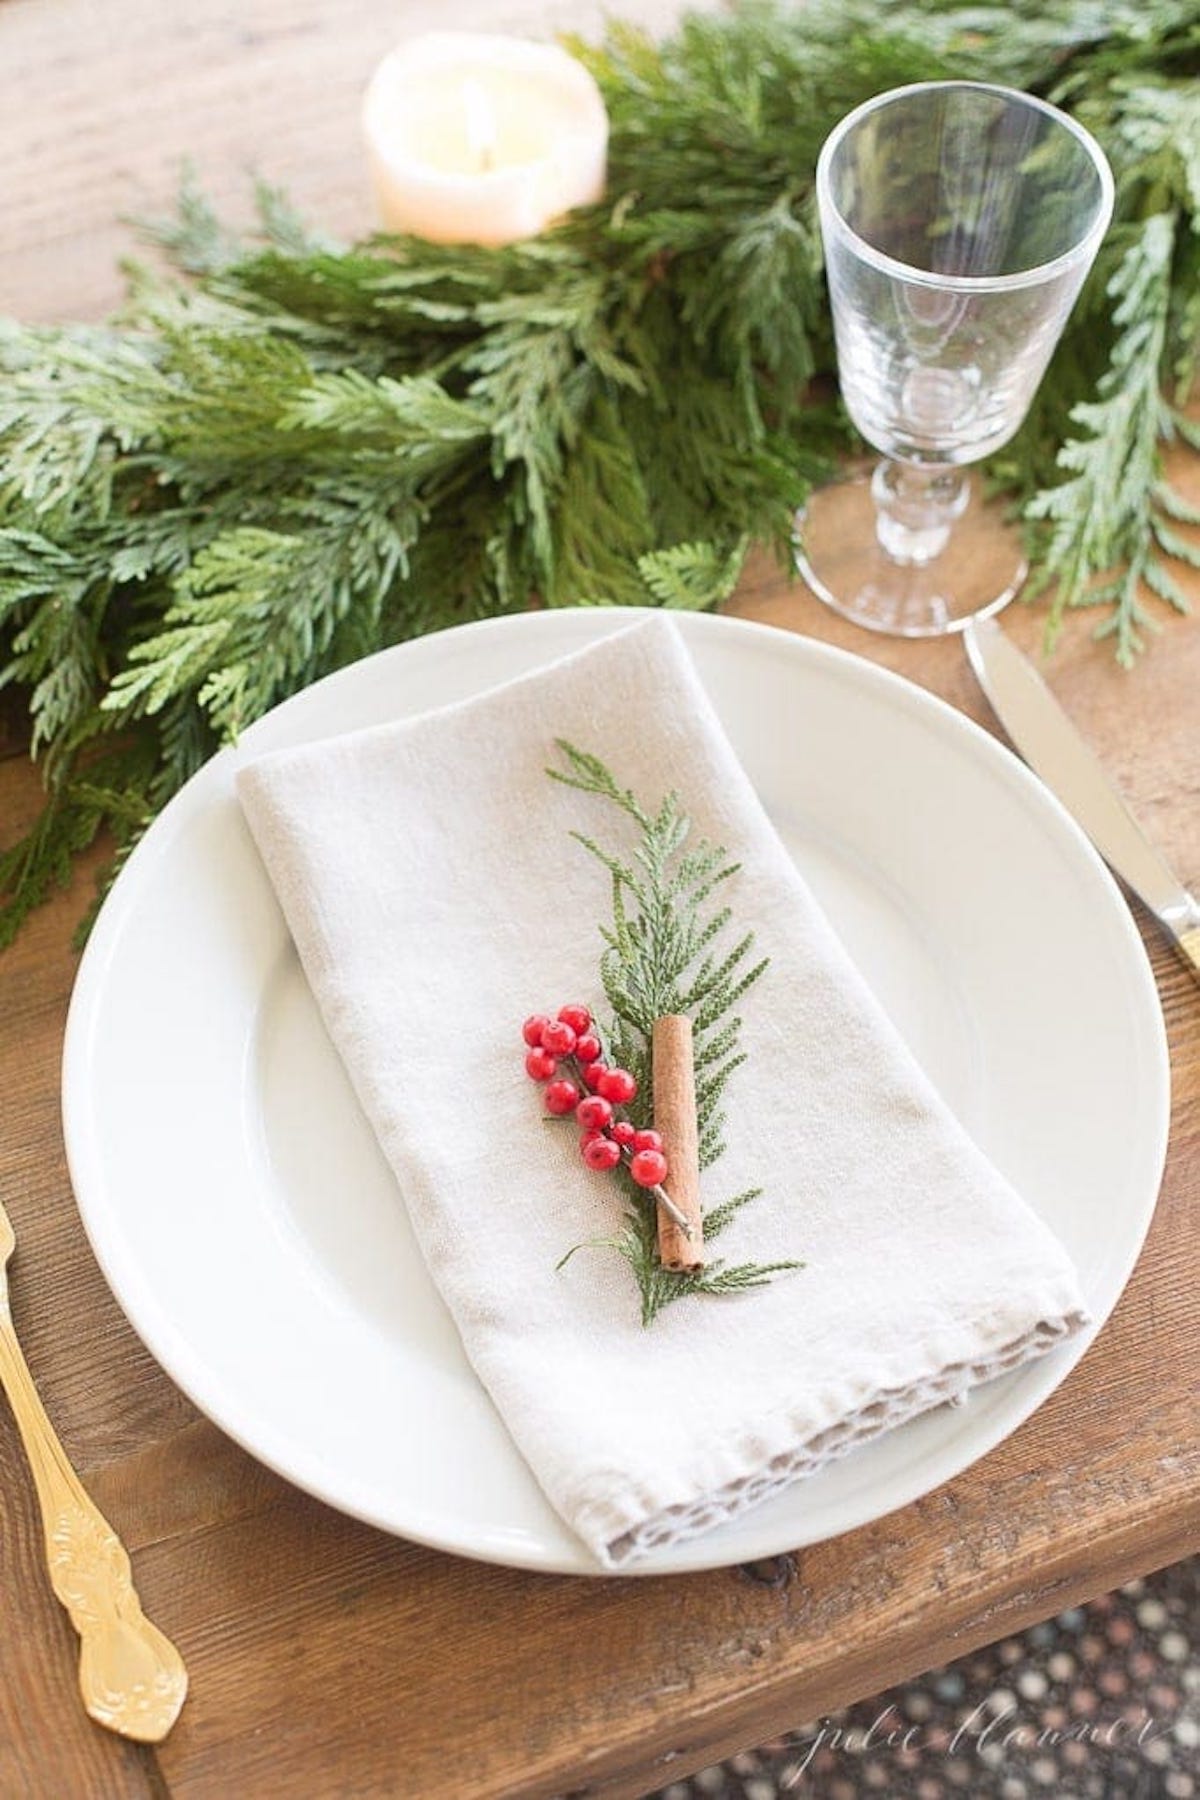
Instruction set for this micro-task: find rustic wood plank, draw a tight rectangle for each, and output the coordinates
[1,0,1197,1795]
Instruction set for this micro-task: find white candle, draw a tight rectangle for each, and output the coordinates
[362,33,609,246]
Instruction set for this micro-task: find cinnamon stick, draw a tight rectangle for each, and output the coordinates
[652,1013,704,1272]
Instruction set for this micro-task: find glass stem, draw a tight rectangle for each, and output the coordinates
[871,460,969,566]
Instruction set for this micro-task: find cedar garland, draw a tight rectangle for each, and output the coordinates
[1,0,1198,948]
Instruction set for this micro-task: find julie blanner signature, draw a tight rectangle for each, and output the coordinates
[785,1701,1174,1782]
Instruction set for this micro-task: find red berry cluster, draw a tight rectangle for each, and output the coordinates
[522,1005,669,1189]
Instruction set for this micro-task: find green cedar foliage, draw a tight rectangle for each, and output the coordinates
[1,1,1198,944]
[549,742,800,1326]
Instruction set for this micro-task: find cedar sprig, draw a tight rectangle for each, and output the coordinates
[1009,65,1200,661]
[548,740,798,1325]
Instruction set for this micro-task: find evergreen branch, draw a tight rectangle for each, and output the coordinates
[1023,214,1184,663]
[1,0,1198,944]
[0,737,157,949]
[548,739,651,825]
[131,163,245,275]
[698,1114,728,1174]
[613,1208,801,1324]
[637,536,750,610]
[703,1185,764,1237]
[691,1260,803,1297]
[551,741,794,1323]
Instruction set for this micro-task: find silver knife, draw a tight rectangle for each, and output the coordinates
[965,616,1200,984]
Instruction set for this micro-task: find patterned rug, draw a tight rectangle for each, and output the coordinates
[649,1559,1197,1799]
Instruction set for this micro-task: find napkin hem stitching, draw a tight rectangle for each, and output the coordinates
[588,1306,1089,1568]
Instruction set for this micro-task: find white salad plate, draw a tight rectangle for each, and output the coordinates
[62,609,1169,1574]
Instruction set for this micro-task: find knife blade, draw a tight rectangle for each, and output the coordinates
[964,616,1200,984]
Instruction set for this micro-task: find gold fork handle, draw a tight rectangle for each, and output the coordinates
[0,1307,187,1742]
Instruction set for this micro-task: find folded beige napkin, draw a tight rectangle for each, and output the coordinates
[236,616,1087,1568]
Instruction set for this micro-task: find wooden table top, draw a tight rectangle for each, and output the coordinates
[2,3,1197,1796]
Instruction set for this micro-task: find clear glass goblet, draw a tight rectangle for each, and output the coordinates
[796,81,1113,637]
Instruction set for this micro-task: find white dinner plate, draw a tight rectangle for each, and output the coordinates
[62,609,1169,1575]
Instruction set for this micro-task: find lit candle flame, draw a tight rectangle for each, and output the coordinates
[462,79,498,173]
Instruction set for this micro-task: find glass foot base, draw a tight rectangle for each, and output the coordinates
[795,469,1027,638]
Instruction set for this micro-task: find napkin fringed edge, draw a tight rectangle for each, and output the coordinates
[580,1300,1089,1567]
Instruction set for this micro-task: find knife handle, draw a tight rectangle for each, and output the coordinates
[1176,925,1200,987]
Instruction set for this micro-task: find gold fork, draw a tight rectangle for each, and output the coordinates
[0,1197,187,1742]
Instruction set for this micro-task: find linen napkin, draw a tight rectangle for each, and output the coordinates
[236,616,1088,1568]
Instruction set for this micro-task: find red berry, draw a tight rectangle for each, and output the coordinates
[582,1060,608,1091]
[582,1135,621,1172]
[597,1067,637,1105]
[576,1095,613,1132]
[574,1033,602,1065]
[610,1119,636,1147]
[630,1148,668,1188]
[522,1014,550,1048]
[544,1079,580,1116]
[631,1128,663,1154]
[557,1004,592,1036]
[540,1019,577,1056]
[524,1048,557,1081]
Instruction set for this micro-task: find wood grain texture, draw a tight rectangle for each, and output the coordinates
[0,0,694,322]
[1,1,1197,1795]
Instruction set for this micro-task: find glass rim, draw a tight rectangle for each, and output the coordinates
[815,80,1116,295]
